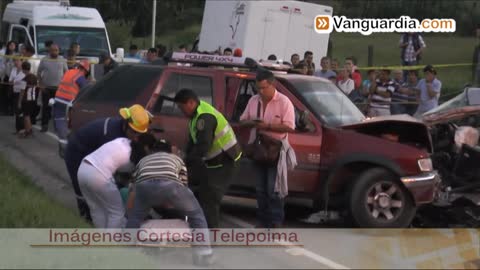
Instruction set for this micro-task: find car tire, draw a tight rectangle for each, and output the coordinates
[349,168,416,228]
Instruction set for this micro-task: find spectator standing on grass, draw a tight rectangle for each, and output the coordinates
[9,58,26,134]
[290,54,300,67]
[268,54,277,61]
[415,65,442,115]
[314,57,336,79]
[37,44,68,132]
[70,42,80,56]
[19,72,37,138]
[331,58,340,73]
[223,48,233,56]
[390,69,409,115]
[99,53,119,75]
[66,49,77,70]
[392,70,420,116]
[300,51,315,75]
[367,68,395,117]
[140,48,158,64]
[336,68,355,96]
[294,62,308,75]
[399,32,426,80]
[472,38,480,86]
[1,41,17,115]
[178,44,188,53]
[362,70,377,98]
[156,44,167,59]
[343,57,362,90]
[127,44,141,59]
[239,69,296,228]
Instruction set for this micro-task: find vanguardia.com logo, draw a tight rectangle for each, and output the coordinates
[314,16,456,35]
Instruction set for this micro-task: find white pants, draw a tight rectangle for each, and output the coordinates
[77,161,126,228]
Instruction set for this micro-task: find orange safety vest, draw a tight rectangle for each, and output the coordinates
[55,69,83,102]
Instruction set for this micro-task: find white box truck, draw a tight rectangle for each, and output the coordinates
[198,0,333,65]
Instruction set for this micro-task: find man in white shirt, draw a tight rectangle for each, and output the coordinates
[77,137,133,228]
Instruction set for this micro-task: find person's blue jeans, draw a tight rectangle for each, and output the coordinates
[255,164,285,228]
[53,102,69,143]
[126,178,211,255]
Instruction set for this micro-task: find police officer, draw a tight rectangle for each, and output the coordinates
[64,104,151,221]
[174,89,242,228]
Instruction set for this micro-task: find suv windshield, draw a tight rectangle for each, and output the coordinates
[36,26,109,56]
[281,76,365,127]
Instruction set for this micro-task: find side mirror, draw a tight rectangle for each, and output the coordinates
[116,48,125,59]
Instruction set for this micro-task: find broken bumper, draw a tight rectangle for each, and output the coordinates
[401,172,440,204]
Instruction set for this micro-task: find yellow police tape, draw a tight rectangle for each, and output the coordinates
[354,63,473,71]
[0,54,474,71]
[0,54,98,64]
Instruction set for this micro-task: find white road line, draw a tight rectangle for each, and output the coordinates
[221,214,350,269]
[32,125,59,141]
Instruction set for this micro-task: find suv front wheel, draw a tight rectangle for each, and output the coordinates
[349,168,416,228]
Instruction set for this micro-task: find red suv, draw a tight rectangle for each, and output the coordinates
[70,54,439,228]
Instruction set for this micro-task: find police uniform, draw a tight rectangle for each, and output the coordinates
[186,100,242,228]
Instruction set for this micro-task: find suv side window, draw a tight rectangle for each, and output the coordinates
[77,66,163,104]
[154,73,213,116]
[231,79,257,122]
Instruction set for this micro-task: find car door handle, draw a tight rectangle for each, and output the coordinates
[81,109,96,113]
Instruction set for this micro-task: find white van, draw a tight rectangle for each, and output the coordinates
[1,0,112,59]
[198,0,333,65]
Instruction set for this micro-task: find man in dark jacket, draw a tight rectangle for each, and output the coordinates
[64,104,151,221]
[99,53,119,75]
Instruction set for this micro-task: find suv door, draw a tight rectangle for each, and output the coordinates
[224,74,323,196]
[147,69,215,151]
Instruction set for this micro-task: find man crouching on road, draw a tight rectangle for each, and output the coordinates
[126,133,213,266]
[174,89,242,228]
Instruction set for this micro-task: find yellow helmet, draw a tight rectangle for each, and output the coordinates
[119,104,151,133]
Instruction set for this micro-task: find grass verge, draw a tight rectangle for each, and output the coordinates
[0,154,91,228]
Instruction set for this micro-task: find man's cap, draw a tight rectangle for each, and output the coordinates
[78,59,90,72]
[119,104,151,133]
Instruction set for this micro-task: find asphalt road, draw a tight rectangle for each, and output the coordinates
[1,116,479,269]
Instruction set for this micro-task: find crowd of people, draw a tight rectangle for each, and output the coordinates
[277,32,441,118]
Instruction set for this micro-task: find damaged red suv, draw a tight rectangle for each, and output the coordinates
[70,53,439,228]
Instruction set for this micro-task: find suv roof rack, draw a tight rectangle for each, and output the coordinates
[167,52,292,72]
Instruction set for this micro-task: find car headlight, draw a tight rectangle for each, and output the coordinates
[418,158,433,172]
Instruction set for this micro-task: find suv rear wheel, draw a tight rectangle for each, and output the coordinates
[349,168,416,228]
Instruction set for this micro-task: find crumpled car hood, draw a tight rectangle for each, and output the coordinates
[422,105,480,126]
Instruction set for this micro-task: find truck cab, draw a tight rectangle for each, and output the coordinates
[69,53,439,228]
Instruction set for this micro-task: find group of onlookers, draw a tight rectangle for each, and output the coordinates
[282,32,440,117]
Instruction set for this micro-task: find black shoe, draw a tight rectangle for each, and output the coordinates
[193,253,214,267]
[40,126,48,132]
